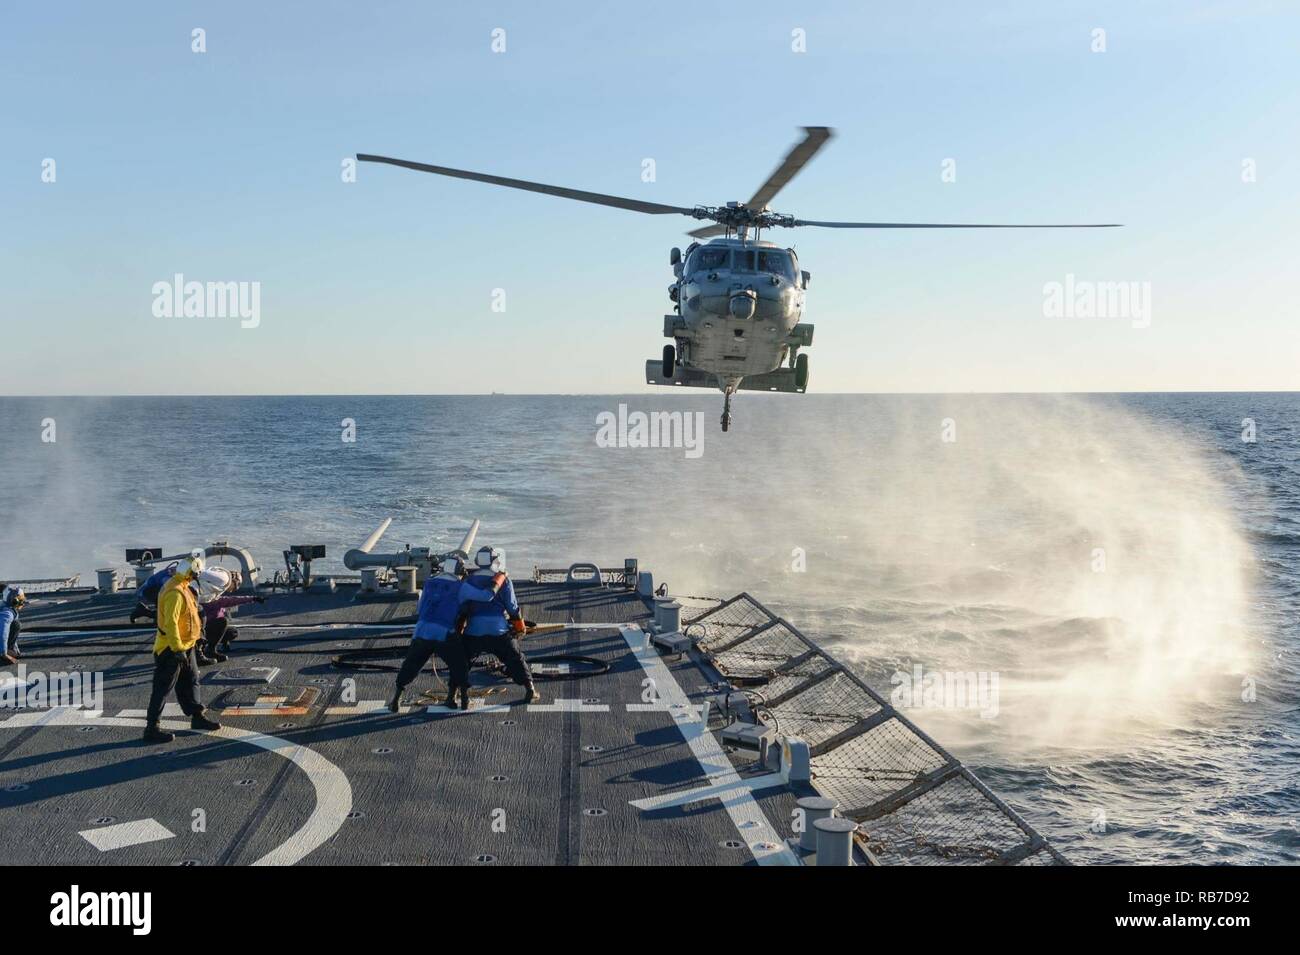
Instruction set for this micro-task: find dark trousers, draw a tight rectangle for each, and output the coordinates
[146,648,204,724]
[4,618,19,655]
[204,617,232,651]
[463,632,532,688]
[395,636,469,695]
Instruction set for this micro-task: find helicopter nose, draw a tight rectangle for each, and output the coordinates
[728,290,757,320]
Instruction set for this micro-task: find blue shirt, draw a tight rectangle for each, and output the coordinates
[0,607,16,655]
[136,565,177,604]
[462,572,519,637]
[413,575,495,641]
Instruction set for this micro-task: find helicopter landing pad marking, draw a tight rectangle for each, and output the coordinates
[2,706,102,725]
[324,701,393,715]
[117,703,184,719]
[618,625,796,867]
[525,699,609,713]
[79,818,175,852]
[421,702,510,716]
[0,709,352,866]
[629,772,788,811]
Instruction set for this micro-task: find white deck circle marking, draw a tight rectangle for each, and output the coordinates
[1,709,352,866]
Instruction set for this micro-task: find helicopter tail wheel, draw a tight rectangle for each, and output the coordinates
[662,344,676,379]
[795,353,809,391]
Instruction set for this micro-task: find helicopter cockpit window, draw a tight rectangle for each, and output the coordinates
[757,250,797,282]
[693,247,729,272]
[732,250,756,272]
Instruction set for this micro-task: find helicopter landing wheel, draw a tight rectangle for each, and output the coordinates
[662,344,676,379]
[795,353,809,391]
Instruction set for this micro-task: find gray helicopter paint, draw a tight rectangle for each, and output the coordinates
[670,237,807,382]
[358,125,1117,429]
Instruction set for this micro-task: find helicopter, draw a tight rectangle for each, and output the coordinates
[358,127,1118,431]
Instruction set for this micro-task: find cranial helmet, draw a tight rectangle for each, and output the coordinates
[473,546,505,573]
[3,586,25,609]
[197,567,231,601]
[177,554,206,579]
[440,556,465,578]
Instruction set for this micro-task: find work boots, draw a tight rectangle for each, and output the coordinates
[190,711,221,732]
[143,724,175,744]
[387,690,403,713]
[522,683,541,705]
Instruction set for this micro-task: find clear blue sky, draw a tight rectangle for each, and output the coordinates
[2,0,1297,394]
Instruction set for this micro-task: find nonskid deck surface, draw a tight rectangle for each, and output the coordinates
[1,583,800,866]
[2,579,1067,866]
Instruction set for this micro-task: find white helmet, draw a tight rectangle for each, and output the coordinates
[439,556,465,578]
[176,553,205,579]
[3,586,26,609]
[474,545,505,573]
[197,567,231,601]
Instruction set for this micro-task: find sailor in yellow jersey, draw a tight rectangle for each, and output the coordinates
[143,553,223,744]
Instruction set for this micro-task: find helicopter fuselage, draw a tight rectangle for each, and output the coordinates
[665,237,811,386]
[358,124,1115,433]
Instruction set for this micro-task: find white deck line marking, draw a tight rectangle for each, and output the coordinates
[630,772,788,811]
[423,703,511,716]
[525,698,610,713]
[79,817,175,852]
[324,700,391,715]
[2,710,351,866]
[116,703,184,719]
[618,625,797,866]
[0,706,99,727]
[626,702,706,722]
[323,701,516,717]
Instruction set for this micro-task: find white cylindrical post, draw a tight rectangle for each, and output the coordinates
[814,817,857,866]
[797,796,838,852]
[96,569,118,594]
[394,566,418,595]
[135,566,153,588]
[360,568,380,593]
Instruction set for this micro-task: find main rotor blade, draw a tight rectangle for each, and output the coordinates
[357,154,696,216]
[687,223,728,239]
[791,219,1122,228]
[747,126,834,212]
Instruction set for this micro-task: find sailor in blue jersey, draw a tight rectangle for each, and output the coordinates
[388,556,503,711]
[460,546,540,704]
[129,562,178,624]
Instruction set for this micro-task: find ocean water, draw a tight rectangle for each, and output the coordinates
[1,392,1296,865]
